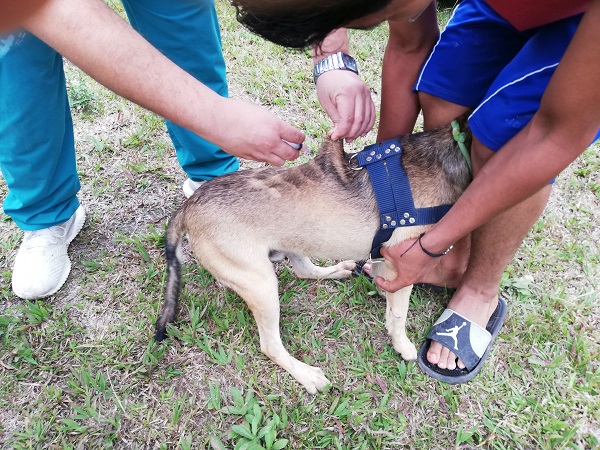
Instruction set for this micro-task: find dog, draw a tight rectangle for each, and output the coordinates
[154,117,472,394]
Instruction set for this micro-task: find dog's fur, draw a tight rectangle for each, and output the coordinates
[155,118,472,393]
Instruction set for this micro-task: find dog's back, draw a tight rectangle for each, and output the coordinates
[176,140,380,261]
[401,117,472,208]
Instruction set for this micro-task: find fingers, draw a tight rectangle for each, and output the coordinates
[250,117,304,166]
[316,71,375,142]
[329,92,375,141]
[379,246,392,260]
[375,247,404,293]
[281,126,306,150]
[234,134,302,167]
[266,140,301,166]
[375,275,405,294]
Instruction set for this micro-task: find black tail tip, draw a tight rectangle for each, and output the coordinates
[154,327,167,342]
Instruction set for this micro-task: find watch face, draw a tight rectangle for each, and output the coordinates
[343,55,357,72]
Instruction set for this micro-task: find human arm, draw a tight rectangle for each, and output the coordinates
[312,1,439,142]
[377,1,438,140]
[21,0,304,166]
[377,0,600,292]
[313,28,376,141]
[1,0,48,32]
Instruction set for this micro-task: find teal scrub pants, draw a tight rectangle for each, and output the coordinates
[0,0,239,231]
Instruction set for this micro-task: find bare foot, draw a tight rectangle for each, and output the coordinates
[426,289,499,369]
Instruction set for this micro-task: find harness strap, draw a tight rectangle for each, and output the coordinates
[355,137,453,259]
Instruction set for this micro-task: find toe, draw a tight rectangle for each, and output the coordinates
[363,262,372,275]
[445,351,457,371]
[427,341,442,364]
[437,345,452,369]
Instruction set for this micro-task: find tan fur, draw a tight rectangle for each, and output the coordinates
[155,118,472,394]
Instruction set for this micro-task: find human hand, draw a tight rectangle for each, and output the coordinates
[316,70,376,142]
[375,236,442,293]
[215,98,305,166]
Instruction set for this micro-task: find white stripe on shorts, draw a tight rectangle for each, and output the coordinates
[415,5,460,90]
[470,63,559,118]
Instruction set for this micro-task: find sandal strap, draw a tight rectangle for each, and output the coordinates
[427,309,492,371]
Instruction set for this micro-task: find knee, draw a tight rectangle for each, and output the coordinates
[419,92,471,130]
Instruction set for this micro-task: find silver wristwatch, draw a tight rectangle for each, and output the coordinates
[313,52,359,84]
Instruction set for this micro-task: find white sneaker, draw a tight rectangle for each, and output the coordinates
[11,205,86,300]
[182,178,205,198]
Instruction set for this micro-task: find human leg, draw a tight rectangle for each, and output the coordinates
[121,0,239,183]
[425,140,551,370]
[0,32,84,299]
[0,33,80,229]
[402,0,532,288]
[418,12,586,378]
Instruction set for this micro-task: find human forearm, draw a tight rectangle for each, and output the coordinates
[378,7,439,139]
[311,28,375,140]
[23,0,224,141]
[2,0,48,32]
[422,123,585,252]
[312,28,350,63]
[22,0,304,165]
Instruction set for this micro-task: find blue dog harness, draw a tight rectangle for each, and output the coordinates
[351,137,453,259]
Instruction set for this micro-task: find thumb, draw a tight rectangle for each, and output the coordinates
[328,98,353,141]
[379,246,391,259]
[375,275,403,294]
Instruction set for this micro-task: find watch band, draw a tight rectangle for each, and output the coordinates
[313,52,359,84]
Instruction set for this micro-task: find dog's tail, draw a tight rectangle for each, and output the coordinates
[155,207,186,342]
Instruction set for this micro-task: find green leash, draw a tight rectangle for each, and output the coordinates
[451,120,472,174]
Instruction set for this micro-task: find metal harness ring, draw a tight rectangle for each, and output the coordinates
[347,153,363,171]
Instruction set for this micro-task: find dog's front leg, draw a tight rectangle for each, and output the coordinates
[226,263,331,394]
[287,253,356,280]
[370,259,418,361]
[385,287,418,360]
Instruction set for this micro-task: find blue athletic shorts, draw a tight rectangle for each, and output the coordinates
[415,0,599,151]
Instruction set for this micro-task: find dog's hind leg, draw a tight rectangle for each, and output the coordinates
[287,253,356,280]
[205,252,331,394]
[370,260,418,361]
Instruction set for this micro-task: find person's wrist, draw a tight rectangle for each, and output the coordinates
[313,52,359,84]
[417,232,453,258]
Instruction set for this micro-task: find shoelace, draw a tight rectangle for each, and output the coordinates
[22,223,69,249]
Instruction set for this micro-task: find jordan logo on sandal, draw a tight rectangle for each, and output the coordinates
[436,322,466,350]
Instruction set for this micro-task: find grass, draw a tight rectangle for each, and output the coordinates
[1,1,599,449]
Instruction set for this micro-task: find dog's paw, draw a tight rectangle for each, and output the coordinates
[291,362,331,394]
[394,339,418,361]
[337,260,357,271]
[325,260,357,279]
